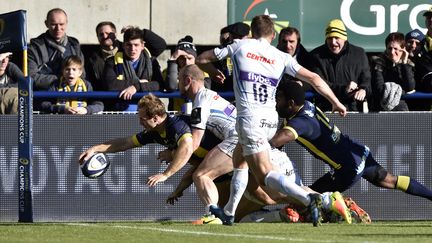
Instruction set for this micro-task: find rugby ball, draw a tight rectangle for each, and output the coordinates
[80,153,110,178]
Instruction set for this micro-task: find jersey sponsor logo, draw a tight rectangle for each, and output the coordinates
[246,52,275,64]
[259,119,278,128]
[223,104,236,116]
[239,70,278,87]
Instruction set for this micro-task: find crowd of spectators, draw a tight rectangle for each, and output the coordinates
[1,6,432,114]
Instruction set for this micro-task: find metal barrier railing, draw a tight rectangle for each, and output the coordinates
[33,91,432,100]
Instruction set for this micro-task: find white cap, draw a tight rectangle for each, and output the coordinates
[0,52,12,61]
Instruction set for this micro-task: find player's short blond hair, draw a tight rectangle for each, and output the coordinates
[137,93,166,118]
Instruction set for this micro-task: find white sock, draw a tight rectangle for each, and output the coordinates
[240,209,282,223]
[264,170,310,206]
[224,168,249,216]
[321,192,332,211]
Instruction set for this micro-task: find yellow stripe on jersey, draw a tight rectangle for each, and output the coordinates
[282,126,298,139]
[177,133,193,146]
[297,137,342,170]
[193,146,209,158]
[396,176,410,191]
[131,135,142,147]
[315,108,332,130]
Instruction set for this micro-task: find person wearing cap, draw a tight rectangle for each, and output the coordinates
[213,22,250,94]
[219,22,250,47]
[411,6,432,98]
[405,29,425,59]
[0,52,24,114]
[165,35,200,92]
[277,26,313,92]
[102,27,163,111]
[311,19,371,112]
[164,35,211,111]
[370,32,416,111]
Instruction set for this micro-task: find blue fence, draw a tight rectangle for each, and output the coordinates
[33,91,432,100]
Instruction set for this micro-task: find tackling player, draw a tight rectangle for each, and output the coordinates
[196,15,347,226]
[271,81,432,204]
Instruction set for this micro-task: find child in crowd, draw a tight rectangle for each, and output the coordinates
[41,55,103,114]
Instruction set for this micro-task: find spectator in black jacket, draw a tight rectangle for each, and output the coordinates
[28,8,85,90]
[370,32,416,111]
[311,19,371,112]
[102,27,163,111]
[86,22,167,91]
[0,52,24,114]
[277,26,313,92]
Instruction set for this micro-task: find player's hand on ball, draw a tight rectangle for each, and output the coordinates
[147,173,168,186]
[79,149,96,165]
[166,190,183,205]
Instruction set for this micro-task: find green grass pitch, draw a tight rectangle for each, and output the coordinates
[1,221,432,243]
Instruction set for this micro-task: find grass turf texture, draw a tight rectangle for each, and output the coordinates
[1,221,431,243]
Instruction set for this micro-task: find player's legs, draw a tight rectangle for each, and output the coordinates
[363,155,432,201]
[193,146,233,214]
[310,167,361,193]
[215,144,248,224]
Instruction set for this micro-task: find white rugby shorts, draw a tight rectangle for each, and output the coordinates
[217,135,238,157]
[236,111,279,156]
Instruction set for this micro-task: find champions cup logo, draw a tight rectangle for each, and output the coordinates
[19,89,29,96]
[19,158,29,165]
[0,19,4,36]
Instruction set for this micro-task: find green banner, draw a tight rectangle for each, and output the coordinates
[228,0,431,52]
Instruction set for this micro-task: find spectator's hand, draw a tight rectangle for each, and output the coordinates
[147,173,168,187]
[332,102,347,117]
[158,149,173,164]
[68,107,88,115]
[353,89,366,101]
[400,48,409,64]
[166,190,183,205]
[119,85,137,100]
[346,81,358,94]
[170,49,190,60]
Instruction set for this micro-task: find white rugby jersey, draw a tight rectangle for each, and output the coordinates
[190,88,237,140]
[214,38,302,116]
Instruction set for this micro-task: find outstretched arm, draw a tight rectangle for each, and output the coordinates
[196,50,225,83]
[269,128,297,148]
[79,136,136,163]
[166,163,198,205]
[296,68,347,117]
[147,136,194,186]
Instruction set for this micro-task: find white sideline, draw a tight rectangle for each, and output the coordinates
[65,223,334,242]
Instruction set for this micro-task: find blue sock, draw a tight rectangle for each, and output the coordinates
[397,176,432,201]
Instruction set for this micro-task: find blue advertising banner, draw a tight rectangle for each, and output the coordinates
[0,10,27,52]
[0,9,35,222]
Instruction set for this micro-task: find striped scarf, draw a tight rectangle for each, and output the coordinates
[56,77,88,108]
